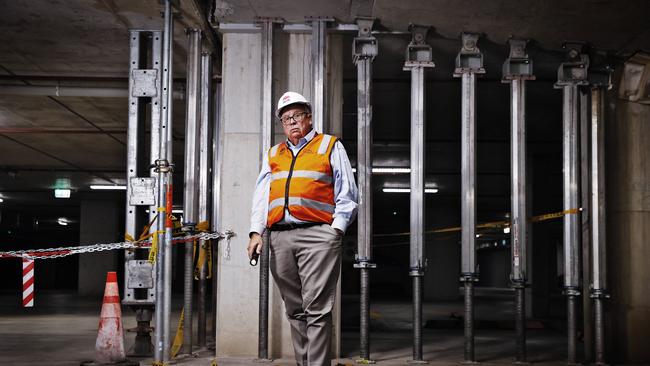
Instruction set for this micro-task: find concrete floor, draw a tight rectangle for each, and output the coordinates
[0,290,570,366]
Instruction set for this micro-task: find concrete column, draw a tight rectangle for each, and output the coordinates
[215,29,344,360]
[607,90,650,363]
[78,200,119,295]
[215,33,265,357]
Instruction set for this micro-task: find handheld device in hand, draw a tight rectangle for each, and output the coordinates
[250,252,259,266]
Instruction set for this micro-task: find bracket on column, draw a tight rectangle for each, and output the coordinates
[454,33,485,76]
[354,260,378,269]
[556,42,590,86]
[404,24,434,68]
[502,38,535,81]
[353,17,377,64]
[460,273,479,282]
[588,49,613,88]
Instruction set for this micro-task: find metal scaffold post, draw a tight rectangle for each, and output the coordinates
[210,79,223,347]
[182,28,202,356]
[555,41,589,365]
[154,0,176,362]
[502,38,535,364]
[352,17,378,364]
[453,32,485,363]
[257,16,280,361]
[124,29,162,357]
[197,50,213,349]
[403,24,434,364]
[588,51,612,366]
[307,16,334,133]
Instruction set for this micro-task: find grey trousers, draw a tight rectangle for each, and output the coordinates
[269,224,342,366]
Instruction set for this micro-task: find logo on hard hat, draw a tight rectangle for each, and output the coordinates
[282,95,291,102]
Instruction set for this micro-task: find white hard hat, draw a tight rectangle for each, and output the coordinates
[276,91,311,118]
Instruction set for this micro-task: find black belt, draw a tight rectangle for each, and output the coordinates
[270,222,322,232]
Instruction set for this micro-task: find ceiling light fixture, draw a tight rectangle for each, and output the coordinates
[503,227,511,234]
[90,185,127,190]
[352,167,411,174]
[54,189,71,198]
[382,187,438,194]
[57,217,68,226]
[0,198,4,203]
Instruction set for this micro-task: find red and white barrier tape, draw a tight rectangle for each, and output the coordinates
[23,258,34,307]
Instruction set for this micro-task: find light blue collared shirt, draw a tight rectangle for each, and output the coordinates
[249,129,358,235]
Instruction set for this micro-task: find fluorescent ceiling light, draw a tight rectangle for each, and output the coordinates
[172,209,183,214]
[90,185,127,190]
[54,189,71,198]
[503,227,511,234]
[57,217,68,226]
[0,198,4,203]
[352,167,411,174]
[382,188,438,194]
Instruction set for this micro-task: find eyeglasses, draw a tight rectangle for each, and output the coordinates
[279,112,309,125]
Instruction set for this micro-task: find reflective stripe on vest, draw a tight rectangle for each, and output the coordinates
[267,133,337,227]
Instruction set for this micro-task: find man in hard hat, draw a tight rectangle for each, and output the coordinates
[247,91,358,365]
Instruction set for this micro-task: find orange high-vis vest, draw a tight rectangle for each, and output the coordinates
[267,133,338,227]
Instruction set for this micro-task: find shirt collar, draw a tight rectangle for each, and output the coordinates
[286,128,317,148]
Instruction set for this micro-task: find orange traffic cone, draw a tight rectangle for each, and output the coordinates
[94,272,126,364]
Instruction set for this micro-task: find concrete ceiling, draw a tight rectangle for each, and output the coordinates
[216,0,650,53]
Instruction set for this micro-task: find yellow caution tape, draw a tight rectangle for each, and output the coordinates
[196,220,210,232]
[374,208,581,238]
[148,230,165,264]
[151,362,166,366]
[157,207,166,212]
[530,207,581,223]
[124,233,136,242]
[170,307,184,358]
[195,240,209,280]
[210,360,218,366]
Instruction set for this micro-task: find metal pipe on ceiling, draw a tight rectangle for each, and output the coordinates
[353,17,378,364]
[503,38,535,363]
[0,84,185,99]
[454,32,485,363]
[404,24,434,364]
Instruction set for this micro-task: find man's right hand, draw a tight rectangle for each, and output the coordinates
[247,233,263,260]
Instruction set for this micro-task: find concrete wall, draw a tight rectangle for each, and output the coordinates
[78,200,119,295]
[606,90,650,363]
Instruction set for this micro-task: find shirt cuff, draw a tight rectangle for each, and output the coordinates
[249,223,266,238]
[331,216,348,233]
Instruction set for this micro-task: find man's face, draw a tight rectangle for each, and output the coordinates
[280,105,312,143]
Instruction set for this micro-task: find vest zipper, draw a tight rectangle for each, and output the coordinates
[283,151,298,213]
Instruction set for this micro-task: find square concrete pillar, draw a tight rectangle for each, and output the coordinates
[216,29,344,360]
